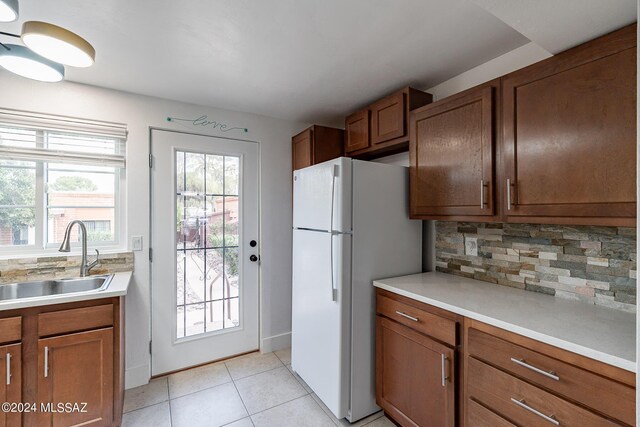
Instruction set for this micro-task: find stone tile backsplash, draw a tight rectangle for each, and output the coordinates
[435,222,636,313]
[0,252,134,285]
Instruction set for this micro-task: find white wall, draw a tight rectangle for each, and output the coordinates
[0,71,307,388]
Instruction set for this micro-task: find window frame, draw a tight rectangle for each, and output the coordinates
[0,129,126,256]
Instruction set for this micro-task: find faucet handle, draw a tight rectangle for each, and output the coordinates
[87,249,100,271]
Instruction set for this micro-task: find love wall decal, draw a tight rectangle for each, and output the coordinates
[166,115,248,133]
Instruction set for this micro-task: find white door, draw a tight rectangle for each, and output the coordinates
[151,129,259,375]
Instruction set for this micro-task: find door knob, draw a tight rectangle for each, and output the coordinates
[249,254,259,262]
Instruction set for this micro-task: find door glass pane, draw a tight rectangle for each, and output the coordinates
[225,156,239,195]
[175,151,241,339]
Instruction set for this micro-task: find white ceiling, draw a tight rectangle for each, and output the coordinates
[470,0,637,54]
[0,1,635,125]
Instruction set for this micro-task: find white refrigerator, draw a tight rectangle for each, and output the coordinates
[291,157,422,422]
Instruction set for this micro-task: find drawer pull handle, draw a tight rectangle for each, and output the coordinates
[511,358,560,381]
[511,398,560,425]
[395,311,419,322]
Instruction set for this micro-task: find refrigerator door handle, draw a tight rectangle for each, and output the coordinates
[329,164,339,302]
[330,235,337,301]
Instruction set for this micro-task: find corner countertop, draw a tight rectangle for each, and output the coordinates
[373,272,636,372]
[0,271,132,311]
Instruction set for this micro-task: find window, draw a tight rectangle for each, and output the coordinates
[0,110,126,253]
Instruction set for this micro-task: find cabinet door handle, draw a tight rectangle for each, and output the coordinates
[480,180,485,208]
[511,358,560,381]
[5,352,10,385]
[511,398,560,425]
[441,354,449,386]
[506,178,512,210]
[395,311,418,322]
[44,346,49,378]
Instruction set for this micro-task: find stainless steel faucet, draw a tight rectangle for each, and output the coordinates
[58,220,100,277]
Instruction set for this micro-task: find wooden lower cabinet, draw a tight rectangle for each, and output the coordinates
[0,343,22,427]
[376,290,636,427]
[0,297,124,427]
[37,329,114,427]
[375,290,459,427]
[376,317,455,427]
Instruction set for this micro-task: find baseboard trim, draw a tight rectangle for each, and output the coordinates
[125,363,150,389]
[261,331,291,353]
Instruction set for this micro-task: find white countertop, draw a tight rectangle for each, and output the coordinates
[374,272,636,372]
[0,271,132,311]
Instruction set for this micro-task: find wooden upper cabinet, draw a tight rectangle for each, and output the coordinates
[292,125,344,171]
[345,109,370,153]
[0,343,21,427]
[292,128,313,171]
[371,92,406,145]
[345,87,432,159]
[410,81,498,219]
[38,328,114,427]
[502,24,637,226]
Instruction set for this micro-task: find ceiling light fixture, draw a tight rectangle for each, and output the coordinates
[0,43,64,82]
[0,0,18,22]
[22,21,95,67]
[0,0,96,82]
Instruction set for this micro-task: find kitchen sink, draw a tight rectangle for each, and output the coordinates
[0,274,113,301]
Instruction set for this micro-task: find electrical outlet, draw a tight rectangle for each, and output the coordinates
[131,235,143,251]
[465,237,478,257]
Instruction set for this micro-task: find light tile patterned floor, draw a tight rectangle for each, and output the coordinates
[123,349,395,427]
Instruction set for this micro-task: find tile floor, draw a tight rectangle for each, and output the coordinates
[123,348,395,427]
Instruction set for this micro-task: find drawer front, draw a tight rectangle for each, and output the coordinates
[468,328,635,425]
[0,317,21,344]
[468,357,621,426]
[376,294,456,346]
[38,304,114,337]
[467,399,515,427]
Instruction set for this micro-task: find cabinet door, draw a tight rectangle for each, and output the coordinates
[376,316,455,427]
[0,343,21,427]
[345,110,370,153]
[371,92,406,145]
[502,27,636,225]
[292,128,313,171]
[38,328,113,427]
[410,85,496,218]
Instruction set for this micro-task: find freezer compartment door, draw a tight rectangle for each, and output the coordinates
[291,229,352,419]
[293,157,352,232]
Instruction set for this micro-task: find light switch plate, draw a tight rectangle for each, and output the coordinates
[465,237,478,257]
[131,235,143,251]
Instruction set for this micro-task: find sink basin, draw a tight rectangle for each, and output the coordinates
[0,274,113,301]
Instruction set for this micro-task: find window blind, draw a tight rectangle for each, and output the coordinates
[0,108,127,168]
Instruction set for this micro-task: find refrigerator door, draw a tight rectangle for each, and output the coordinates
[293,157,352,232]
[291,229,352,419]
